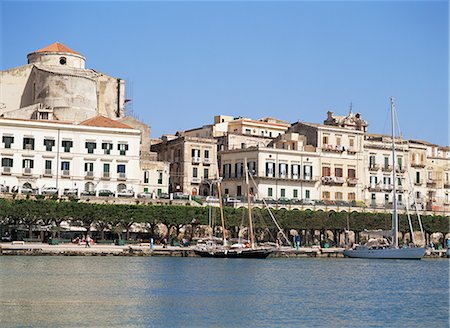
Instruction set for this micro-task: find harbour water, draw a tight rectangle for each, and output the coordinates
[0,257,448,327]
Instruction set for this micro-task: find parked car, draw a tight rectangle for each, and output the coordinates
[21,186,36,194]
[42,187,58,195]
[138,191,153,198]
[117,190,134,198]
[293,199,315,205]
[80,190,95,196]
[277,197,292,204]
[206,196,220,203]
[173,192,189,199]
[226,197,241,204]
[0,184,7,193]
[64,188,78,196]
[335,200,350,207]
[98,189,114,197]
[160,193,170,199]
[262,198,276,204]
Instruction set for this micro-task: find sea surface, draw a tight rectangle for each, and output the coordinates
[0,256,448,328]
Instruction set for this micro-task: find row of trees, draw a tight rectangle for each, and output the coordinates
[0,199,448,241]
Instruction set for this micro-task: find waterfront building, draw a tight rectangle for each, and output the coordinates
[0,42,169,196]
[363,134,410,208]
[0,116,141,196]
[151,135,218,196]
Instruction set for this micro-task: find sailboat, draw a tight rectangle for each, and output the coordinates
[194,159,287,258]
[343,98,426,260]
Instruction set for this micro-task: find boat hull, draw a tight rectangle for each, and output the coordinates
[343,247,426,260]
[193,247,273,259]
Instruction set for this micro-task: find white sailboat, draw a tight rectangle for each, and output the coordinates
[343,98,426,260]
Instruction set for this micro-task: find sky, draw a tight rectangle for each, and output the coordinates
[1,0,448,145]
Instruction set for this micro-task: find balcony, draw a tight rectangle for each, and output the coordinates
[1,167,12,175]
[203,158,211,164]
[61,170,70,178]
[426,180,437,188]
[382,184,393,191]
[192,157,201,164]
[24,144,34,150]
[414,179,423,186]
[369,164,380,171]
[382,165,393,172]
[321,176,344,185]
[322,144,344,153]
[444,182,450,189]
[347,178,358,186]
[396,166,406,173]
[85,171,94,180]
[117,172,127,181]
[101,172,110,180]
[368,185,382,192]
[23,168,32,176]
[397,186,404,193]
[347,147,357,154]
[411,163,426,168]
[43,169,52,177]
[191,177,201,184]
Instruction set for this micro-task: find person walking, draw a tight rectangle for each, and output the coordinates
[86,235,91,248]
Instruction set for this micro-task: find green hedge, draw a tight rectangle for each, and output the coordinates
[0,198,448,233]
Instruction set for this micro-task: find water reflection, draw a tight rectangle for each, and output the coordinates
[0,257,448,327]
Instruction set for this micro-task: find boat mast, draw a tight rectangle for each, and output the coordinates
[391,97,399,248]
[244,158,256,249]
[216,154,227,246]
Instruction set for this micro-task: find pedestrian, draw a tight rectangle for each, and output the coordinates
[86,235,91,248]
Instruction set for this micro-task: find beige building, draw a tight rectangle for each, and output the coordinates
[0,42,169,196]
[151,135,218,196]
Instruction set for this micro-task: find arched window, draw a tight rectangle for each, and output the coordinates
[22,182,32,189]
[117,183,126,192]
[85,182,94,192]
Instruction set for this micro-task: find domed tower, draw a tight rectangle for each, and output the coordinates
[27,42,86,69]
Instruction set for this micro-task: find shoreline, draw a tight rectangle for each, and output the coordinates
[1,242,447,258]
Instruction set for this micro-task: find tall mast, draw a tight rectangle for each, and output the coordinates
[215,150,227,246]
[244,158,255,249]
[391,97,398,248]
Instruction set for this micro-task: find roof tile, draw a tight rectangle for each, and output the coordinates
[34,42,81,56]
[78,116,133,129]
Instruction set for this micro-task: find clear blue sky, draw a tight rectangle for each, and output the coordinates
[1,1,448,145]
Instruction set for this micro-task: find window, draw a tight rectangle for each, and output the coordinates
[193,167,198,178]
[304,165,312,180]
[59,57,67,65]
[224,188,229,195]
[384,156,389,168]
[61,161,70,171]
[291,165,300,179]
[348,193,356,201]
[279,163,288,178]
[118,143,128,156]
[335,167,343,177]
[158,171,163,184]
[416,172,421,184]
[293,189,298,198]
[266,162,275,177]
[248,161,256,175]
[144,171,149,184]
[322,191,330,199]
[383,177,391,186]
[235,163,243,178]
[237,185,242,196]
[322,135,328,145]
[157,189,162,196]
[191,149,200,159]
[336,136,341,146]
[335,192,343,200]
[322,166,331,177]
[348,168,356,178]
[384,194,389,203]
[44,139,55,151]
[2,136,14,149]
[84,162,94,173]
[85,142,97,154]
[22,159,34,169]
[223,164,231,178]
[245,128,251,134]
[103,163,110,173]
[102,142,113,155]
[305,190,310,199]
[204,168,209,179]
[370,176,378,186]
[349,138,354,148]
[280,189,286,198]
[397,157,403,169]
[45,160,52,170]
[268,188,273,197]
[62,140,73,153]
[23,137,35,150]
[369,155,376,167]
[117,164,126,173]
[204,149,209,159]
[2,158,13,167]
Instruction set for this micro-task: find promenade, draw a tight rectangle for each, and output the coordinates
[1,242,447,258]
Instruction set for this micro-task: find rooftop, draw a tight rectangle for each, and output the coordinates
[79,116,133,129]
[32,42,81,56]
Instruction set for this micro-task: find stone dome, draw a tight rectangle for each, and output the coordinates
[27,42,86,69]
